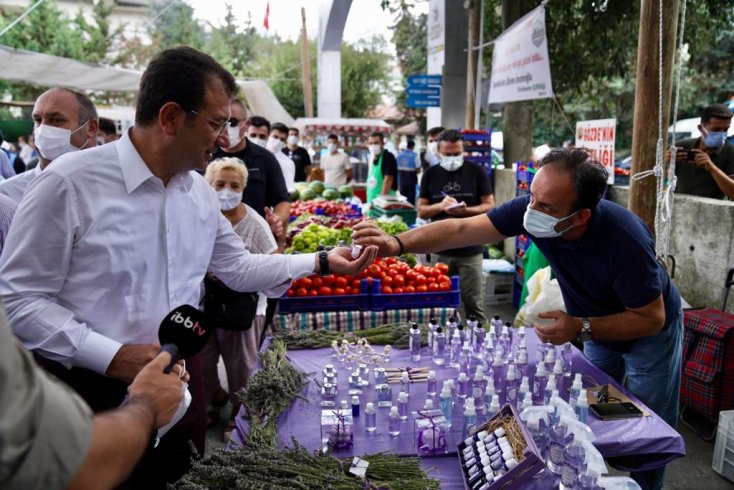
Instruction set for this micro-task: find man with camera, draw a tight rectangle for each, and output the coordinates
[672,103,734,200]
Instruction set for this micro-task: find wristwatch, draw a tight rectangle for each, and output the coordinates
[318,251,330,276]
[579,317,593,342]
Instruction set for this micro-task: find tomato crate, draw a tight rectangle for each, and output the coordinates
[370,275,460,311]
[279,279,371,313]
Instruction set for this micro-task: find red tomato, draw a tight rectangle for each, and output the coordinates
[367,264,381,276]
[335,276,348,288]
[287,288,295,297]
[436,262,449,274]
[319,286,333,296]
[381,275,393,287]
[296,287,308,297]
[321,275,335,286]
[393,274,405,288]
[309,290,318,296]
[381,286,393,294]
[414,274,427,286]
[387,268,399,278]
[300,277,313,289]
[404,285,415,293]
[312,276,323,288]
[385,257,397,265]
[351,279,361,288]
[406,270,418,282]
[416,285,428,293]
[439,281,451,291]
[333,287,346,295]
[393,287,404,294]
[350,287,360,294]
[428,283,439,292]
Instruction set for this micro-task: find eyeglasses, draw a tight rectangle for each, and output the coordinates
[188,109,229,136]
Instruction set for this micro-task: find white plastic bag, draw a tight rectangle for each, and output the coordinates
[523,266,566,326]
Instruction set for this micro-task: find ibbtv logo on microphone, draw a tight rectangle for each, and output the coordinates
[170,311,206,336]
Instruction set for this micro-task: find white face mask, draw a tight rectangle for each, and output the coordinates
[439,155,463,172]
[427,141,438,154]
[327,143,337,153]
[287,135,299,146]
[266,136,285,154]
[369,144,382,155]
[226,125,242,149]
[217,188,242,211]
[34,122,88,161]
[522,204,578,238]
[248,135,267,148]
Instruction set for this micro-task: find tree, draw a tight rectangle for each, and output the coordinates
[207,5,257,78]
[148,1,203,51]
[340,37,391,118]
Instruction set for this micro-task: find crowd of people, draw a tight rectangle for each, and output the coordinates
[0,41,731,490]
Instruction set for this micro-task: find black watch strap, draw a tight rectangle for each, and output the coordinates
[318,251,330,276]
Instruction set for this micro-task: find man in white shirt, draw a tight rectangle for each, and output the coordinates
[0,88,98,203]
[0,46,376,488]
[321,133,353,186]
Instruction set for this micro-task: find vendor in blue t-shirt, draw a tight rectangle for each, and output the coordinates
[353,148,682,490]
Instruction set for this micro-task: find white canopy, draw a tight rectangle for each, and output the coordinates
[294,117,391,135]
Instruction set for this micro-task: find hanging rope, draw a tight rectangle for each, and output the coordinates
[0,0,46,38]
[631,0,687,262]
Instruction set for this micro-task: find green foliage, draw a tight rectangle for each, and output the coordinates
[340,37,391,117]
[149,1,203,50]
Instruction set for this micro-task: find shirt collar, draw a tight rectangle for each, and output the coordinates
[557,203,603,250]
[117,129,193,193]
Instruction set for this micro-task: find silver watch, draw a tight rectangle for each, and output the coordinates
[579,317,592,342]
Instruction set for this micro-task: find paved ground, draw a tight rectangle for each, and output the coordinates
[204,301,734,489]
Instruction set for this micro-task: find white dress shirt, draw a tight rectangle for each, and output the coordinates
[273,151,296,193]
[0,165,41,203]
[0,130,315,375]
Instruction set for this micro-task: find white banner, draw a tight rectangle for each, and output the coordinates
[575,118,617,184]
[488,5,554,104]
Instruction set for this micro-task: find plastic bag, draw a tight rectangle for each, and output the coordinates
[522,266,566,326]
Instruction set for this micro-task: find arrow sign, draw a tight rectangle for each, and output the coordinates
[407,74,442,87]
[406,95,440,108]
[406,86,440,97]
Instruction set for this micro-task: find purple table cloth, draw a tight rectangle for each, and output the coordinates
[232,330,685,487]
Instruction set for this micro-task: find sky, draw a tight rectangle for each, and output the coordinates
[184,0,428,47]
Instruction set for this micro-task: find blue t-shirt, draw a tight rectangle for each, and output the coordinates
[489,196,681,350]
[396,149,419,172]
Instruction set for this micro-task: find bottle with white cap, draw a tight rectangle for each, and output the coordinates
[575,389,589,424]
[521,391,533,411]
[364,402,376,432]
[545,373,557,405]
[516,347,528,378]
[533,362,548,405]
[388,406,401,436]
[553,358,566,399]
[426,370,438,397]
[569,373,583,407]
[397,391,409,420]
[457,372,471,399]
[487,397,500,421]
[492,352,505,404]
[484,378,496,412]
[545,347,556,372]
[439,381,453,427]
[423,398,434,411]
[461,398,477,441]
[400,371,411,397]
[505,364,519,407]
[449,329,462,369]
[518,375,530,405]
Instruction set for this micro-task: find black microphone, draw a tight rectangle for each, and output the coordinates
[158,304,211,373]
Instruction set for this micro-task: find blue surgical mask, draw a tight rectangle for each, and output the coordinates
[523,204,578,238]
[703,130,727,148]
[440,156,463,172]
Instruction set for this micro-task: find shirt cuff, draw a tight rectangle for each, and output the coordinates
[288,253,317,279]
[73,330,123,375]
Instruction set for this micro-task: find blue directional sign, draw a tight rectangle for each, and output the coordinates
[407,74,442,87]
[406,74,442,108]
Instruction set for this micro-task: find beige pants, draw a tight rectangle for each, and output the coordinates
[201,315,265,408]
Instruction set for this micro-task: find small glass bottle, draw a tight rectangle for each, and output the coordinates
[545,373,557,405]
[473,320,486,358]
[459,341,473,375]
[426,370,438,397]
[409,323,421,361]
[439,381,453,427]
[348,371,362,391]
[364,402,377,432]
[533,362,548,405]
[505,364,518,408]
[427,317,439,353]
[461,398,477,441]
[377,383,393,408]
[397,391,409,420]
[449,329,462,369]
[321,382,337,407]
[457,372,470,399]
[575,389,589,423]
[351,396,360,417]
[374,367,387,385]
[433,326,447,365]
[388,406,401,436]
[447,315,458,340]
[400,371,411,397]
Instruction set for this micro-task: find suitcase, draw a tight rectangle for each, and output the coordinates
[681,308,734,425]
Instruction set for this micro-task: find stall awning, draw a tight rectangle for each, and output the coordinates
[293,117,391,135]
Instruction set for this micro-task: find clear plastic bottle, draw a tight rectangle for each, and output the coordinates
[503,321,514,349]
[449,329,463,369]
[397,391,409,420]
[473,365,488,393]
[400,371,411,398]
[409,323,421,361]
[473,320,486,358]
[544,347,556,372]
[553,359,566,400]
[521,391,533,411]
[377,383,392,408]
[466,314,478,345]
[505,364,519,408]
[569,373,583,408]
[547,419,571,474]
[575,389,589,424]
[447,315,458,341]
[433,326,447,365]
[457,372,470,399]
[484,378,496,412]
[457,323,466,344]
[525,415,550,462]
[364,402,376,432]
[490,315,501,339]
[516,348,528,379]
[518,376,530,404]
[388,406,401,436]
[482,337,495,371]
[461,398,477,441]
[427,317,439,353]
[562,342,573,374]
[577,468,601,490]
[459,341,473,375]
[491,352,506,404]
[439,381,453,427]
[533,362,548,406]
[561,440,586,488]
[545,374,557,405]
[499,326,511,359]
[426,370,438,397]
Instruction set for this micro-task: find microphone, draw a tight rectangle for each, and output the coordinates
[158,304,211,373]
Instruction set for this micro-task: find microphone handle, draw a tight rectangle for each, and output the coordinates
[160,343,180,374]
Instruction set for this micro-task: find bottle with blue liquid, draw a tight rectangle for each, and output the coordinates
[575,389,589,424]
[439,381,453,427]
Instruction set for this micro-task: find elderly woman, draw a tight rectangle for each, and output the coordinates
[202,157,277,436]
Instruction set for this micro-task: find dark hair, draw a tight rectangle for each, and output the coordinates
[271,122,289,134]
[327,133,338,141]
[539,148,608,211]
[135,46,237,125]
[370,131,384,142]
[406,139,415,149]
[289,127,300,135]
[98,117,117,135]
[249,116,270,132]
[701,103,733,124]
[437,128,464,144]
[427,126,445,138]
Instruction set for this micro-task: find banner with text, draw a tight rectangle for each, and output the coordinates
[575,118,616,184]
[488,4,554,104]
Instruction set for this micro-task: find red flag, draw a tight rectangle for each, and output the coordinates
[263,2,270,31]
